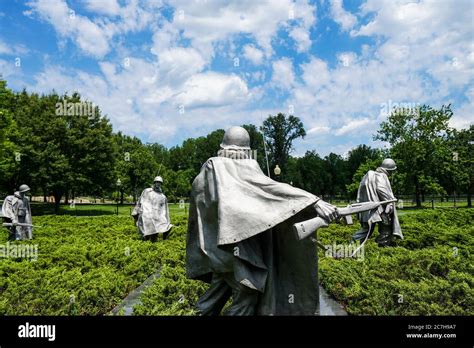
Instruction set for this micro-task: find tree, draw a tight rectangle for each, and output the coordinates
[347,145,380,183]
[114,133,158,203]
[323,152,349,196]
[11,91,116,212]
[444,125,474,207]
[261,113,306,180]
[242,124,267,173]
[375,105,453,207]
[0,79,19,194]
[286,150,330,195]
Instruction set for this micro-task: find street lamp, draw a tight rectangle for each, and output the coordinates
[274,165,281,179]
[116,178,122,215]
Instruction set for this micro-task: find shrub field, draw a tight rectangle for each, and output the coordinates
[0,205,472,315]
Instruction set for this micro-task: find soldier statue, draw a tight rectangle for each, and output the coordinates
[132,176,172,242]
[186,126,339,316]
[1,184,33,240]
[351,158,403,247]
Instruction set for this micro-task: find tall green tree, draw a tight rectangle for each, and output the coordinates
[375,105,453,207]
[444,125,474,206]
[261,113,306,180]
[0,79,19,193]
[114,133,158,202]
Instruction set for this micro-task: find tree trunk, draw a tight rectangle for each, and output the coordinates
[468,183,472,208]
[64,190,69,205]
[415,177,422,208]
[53,191,62,214]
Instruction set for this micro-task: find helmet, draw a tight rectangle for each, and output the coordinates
[381,158,397,171]
[220,126,251,150]
[154,176,163,183]
[19,184,31,193]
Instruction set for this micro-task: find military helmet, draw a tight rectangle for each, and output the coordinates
[19,184,31,193]
[154,176,163,183]
[381,158,397,171]
[220,126,251,150]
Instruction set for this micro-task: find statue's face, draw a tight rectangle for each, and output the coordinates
[153,182,162,191]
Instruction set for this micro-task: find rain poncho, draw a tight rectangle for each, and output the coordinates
[357,168,402,239]
[186,156,321,315]
[132,188,172,237]
[1,192,33,240]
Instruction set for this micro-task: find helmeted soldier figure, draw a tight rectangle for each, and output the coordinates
[352,158,403,247]
[132,176,172,241]
[186,126,338,316]
[1,184,33,240]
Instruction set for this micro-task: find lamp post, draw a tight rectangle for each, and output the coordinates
[274,165,281,181]
[116,178,122,215]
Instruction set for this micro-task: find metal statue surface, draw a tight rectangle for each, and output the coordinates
[351,158,403,247]
[1,184,33,240]
[132,176,172,241]
[186,126,338,316]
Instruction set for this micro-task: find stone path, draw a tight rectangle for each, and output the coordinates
[318,286,348,315]
[109,269,161,316]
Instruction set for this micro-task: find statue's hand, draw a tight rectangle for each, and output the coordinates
[385,203,394,215]
[315,200,338,222]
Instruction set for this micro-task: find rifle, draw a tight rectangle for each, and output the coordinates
[3,222,41,228]
[293,199,397,241]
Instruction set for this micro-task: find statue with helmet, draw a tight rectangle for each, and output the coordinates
[1,184,33,240]
[186,126,339,316]
[351,158,403,247]
[132,176,172,241]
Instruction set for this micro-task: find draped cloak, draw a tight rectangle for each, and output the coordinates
[1,192,33,240]
[132,188,172,237]
[186,156,321,315]
[357,169,403,239]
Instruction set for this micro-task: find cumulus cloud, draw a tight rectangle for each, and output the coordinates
[289,26,312,53]
[271,58,296,90]
[330,0,357,31]
[243,44,264,65]
[175,72,250,109]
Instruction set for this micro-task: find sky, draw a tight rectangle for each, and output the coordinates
[0,0,472,157]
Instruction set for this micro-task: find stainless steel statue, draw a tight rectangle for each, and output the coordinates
[351,158,403,247]
[1,184,33,240]
[186,126,338,316]
[132,176,172,241]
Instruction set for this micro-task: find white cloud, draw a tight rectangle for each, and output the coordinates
[334,118,371,136]
[25,0,161,57]
[0,40,12,55]
[157,47,207,85]
[271,58,295,90]
[82,0,121,16]
[289,26,312,53]
[307,126,330,135]
[25,0,110,57]
[330,0,357,31]
[175,72,250,109]
[161,0,316,59]
[243,44,264,65]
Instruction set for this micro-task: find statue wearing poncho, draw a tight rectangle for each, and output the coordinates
[352,158,403,247]
[1,185,33,241]
[132,176,172,240]
[186,126,337,315]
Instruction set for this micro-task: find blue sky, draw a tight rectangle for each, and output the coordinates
[0,0,472,156]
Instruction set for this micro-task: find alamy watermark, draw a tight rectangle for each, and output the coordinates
[217,148,258,160]
[324,241,365,261]
[55,100,96,118]
[0,242,38,261]
[380,99,421,117]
